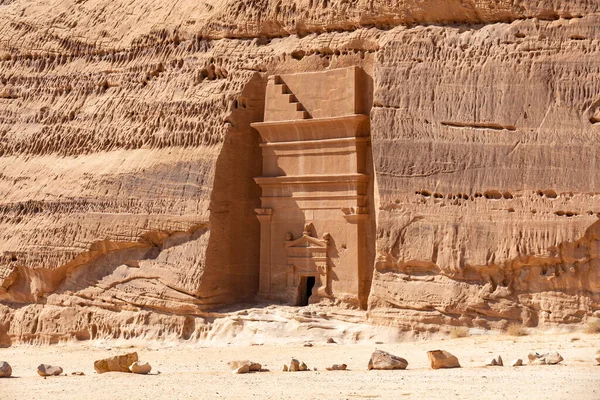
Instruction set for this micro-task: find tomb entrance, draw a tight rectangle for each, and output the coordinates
[251,67,374,309]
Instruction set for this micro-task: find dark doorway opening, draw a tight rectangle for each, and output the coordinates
[299,276,316,306]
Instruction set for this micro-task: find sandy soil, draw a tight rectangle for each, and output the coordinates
[1,332,599,400]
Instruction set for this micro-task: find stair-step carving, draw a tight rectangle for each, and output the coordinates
[273,75,311,120]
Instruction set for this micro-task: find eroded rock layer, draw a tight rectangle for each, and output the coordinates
[0,0,599,344]
[369,16,600,330]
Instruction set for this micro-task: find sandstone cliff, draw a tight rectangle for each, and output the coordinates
[0,0,599,345]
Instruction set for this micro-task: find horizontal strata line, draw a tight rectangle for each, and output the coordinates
[440,121,517,131]
[260,136,369,147]
[261,195,366,200]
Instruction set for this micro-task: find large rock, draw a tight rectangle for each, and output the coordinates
[37,364,63,376]
[284,358,309,372]
[528,352,563,365]
[368,350,408,370]
[427,350,460,369]
[228,360,261,374]
[0,361,11,378]
[94,352,138,374]
[130,361,152,375]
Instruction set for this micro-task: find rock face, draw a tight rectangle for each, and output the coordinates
[0,361,11,377]
[37,364,63,376]
[368,350,408,370]
[427,350,461,369]
[0,0,600,344]
[94,353,139,374]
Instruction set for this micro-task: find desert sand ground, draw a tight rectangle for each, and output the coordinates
[1,331,599,400]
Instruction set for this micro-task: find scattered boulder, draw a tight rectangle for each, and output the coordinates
[528,351,563,365]
[368,350,408,370]
[326,364,347,371]
[327,338,336,344]
[282,364,288,372]
[511,359,523,367]
[228,360,261,374]
[427,350,460,369]
[37,364,63,377]
[289,358,300,372]
[130,361,152,375]
[283,358,309,372]
[233,364,250,374]
[94,352,138,374]
[485,355,503,366]
[71,371,85,376]
[303,342,313,347]
[0,361,12,378]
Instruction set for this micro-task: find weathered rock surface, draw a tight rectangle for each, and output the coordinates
[37,364,63,376]
[94,353,139,374]
[368,350,408,370]
[0,361,11,377]
[130,361,152,375]
[528,352,564,365]
[367,15,600,331]
[0,0,599,344]
[427,350,461,369]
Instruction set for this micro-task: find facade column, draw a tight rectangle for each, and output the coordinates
[255,208,273,296]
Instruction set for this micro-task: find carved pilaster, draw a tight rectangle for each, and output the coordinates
[255,208,273,295]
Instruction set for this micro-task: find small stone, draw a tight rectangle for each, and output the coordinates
[289,358,300,372]
[511,359,523,367]
[327,338,336,344]
[234,364,250,374]
[0,361,12,378]
[299,362,308,371]
[282,364,288,372]
[326,364,347,371]
[368,350,408,370]
[71,371,85,376]
[496,355,503,366]
[130,361,152,374]
[595,350,600,365]
[485,358,497,366]
[303,342,313,347]
[37,364,63,377]
[427,350,460,369]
